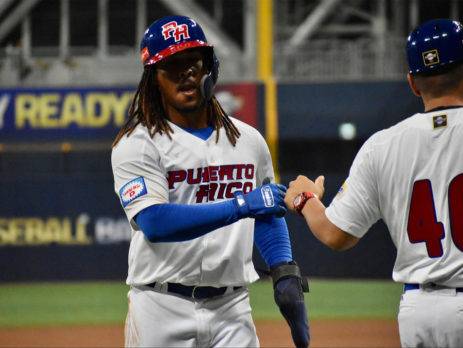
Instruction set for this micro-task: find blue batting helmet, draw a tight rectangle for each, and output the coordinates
[406,19,463,75]
[140,15,219,100]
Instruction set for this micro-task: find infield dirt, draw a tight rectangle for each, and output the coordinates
[0,319,399,347]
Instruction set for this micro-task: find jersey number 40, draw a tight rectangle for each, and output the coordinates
[407,174,463,258]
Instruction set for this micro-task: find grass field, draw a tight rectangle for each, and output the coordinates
[0,279,403,328]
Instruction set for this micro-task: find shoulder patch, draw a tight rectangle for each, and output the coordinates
[433,114,447,129]
[119,177,147,207]
[335,180,348,200]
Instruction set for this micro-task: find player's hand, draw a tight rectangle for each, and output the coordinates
[233,183,287,218]
[272,262,310,348]
[285,175,325,212]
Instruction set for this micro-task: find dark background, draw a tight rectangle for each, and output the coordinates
[0,81,422,282]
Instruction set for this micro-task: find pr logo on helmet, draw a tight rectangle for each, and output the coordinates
[161,21,190,42]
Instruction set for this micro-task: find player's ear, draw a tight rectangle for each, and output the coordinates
[407,73,421,97]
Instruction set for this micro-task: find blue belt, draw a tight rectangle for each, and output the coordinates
[404,283,463,292]
[147,282,243,300]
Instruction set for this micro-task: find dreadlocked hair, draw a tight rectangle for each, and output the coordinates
[112,65,241,147]
[209,94,241,146]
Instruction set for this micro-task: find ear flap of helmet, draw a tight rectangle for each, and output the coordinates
[210,52,219,84]
[200,52,220,101]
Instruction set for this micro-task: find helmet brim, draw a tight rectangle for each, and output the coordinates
[142,40,212,66]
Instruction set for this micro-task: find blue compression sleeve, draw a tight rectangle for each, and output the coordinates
[254,217,293,267]
[134,201,240,243]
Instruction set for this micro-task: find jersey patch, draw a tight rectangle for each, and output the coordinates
[335,180,348,200]
[119,177,148,207]
[433,114,447,129]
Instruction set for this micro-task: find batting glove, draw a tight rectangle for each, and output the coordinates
[233,183,287,219]
[272,262,310,348]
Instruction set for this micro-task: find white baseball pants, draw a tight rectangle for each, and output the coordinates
[398,287,463,347]
[125,285,259,347]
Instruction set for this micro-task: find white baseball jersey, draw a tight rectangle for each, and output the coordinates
[111,117,273,287]
[326,106,463,287]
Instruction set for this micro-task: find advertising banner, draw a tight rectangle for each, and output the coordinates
[0,87,133,141]
[0,84,260,141]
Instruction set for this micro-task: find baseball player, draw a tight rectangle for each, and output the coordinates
[284,18,463,348]
[111,16,309,348]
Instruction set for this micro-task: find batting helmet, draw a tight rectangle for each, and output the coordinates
[406,19,463,75]
[140,15,219,100]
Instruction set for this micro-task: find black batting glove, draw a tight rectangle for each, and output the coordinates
[271,262,310,348]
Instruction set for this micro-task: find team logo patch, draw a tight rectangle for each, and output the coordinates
[433,114,447,129]
[335,181,348,200]
[161,21,190,42]
[119,177,147,207]
[261,186,275,207]
[422,49,439,66]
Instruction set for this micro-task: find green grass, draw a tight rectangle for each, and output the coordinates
[0,282,128,327]
[250,279,402,320]
[0,279,402,328]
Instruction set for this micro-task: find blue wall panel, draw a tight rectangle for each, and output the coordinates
[278,81,423,139]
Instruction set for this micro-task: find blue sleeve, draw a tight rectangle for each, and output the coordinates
[254,217,293,267]
[134,200,240,243]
